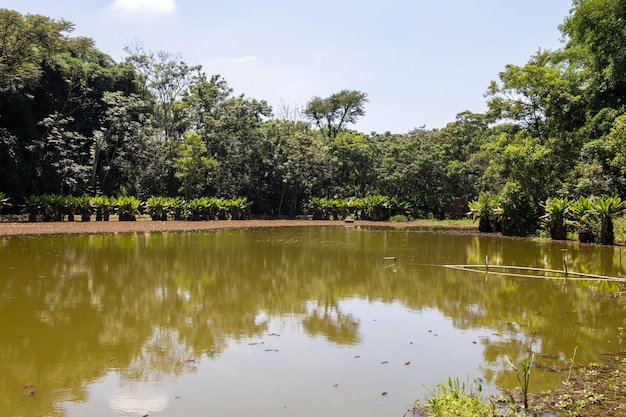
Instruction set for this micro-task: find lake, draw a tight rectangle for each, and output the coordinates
[1,225,624,416]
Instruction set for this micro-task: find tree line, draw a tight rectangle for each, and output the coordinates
[1,1,626,234]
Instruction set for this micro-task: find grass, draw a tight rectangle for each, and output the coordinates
[410,348,626,417]
[408,378,497,417]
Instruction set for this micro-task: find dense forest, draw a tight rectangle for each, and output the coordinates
[1,1,626,238]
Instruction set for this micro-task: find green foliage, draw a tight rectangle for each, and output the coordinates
[0,9,75,92]
[0,192,11,214]
[571,196,598,243]
[145,196,170,220]
[561,0,626,112]
[362,195,390,221]
[307,197,348,220]
[75,194,93,221]
[7,5,626,220]
[486,50,584,139]
[303,90,368,139]
[493,182,538,237]
[591,195,625,245]
[173,130,217,199]
[225,197,250,220]
[541,197,571,240]
[468,192,499,233]
[505,353,534,411]
[116,195,141,221]
[91,195,115,221]
[421,378,495,417]
[169,197,186,220]
[21,195,42,222]
[186,197,210,221]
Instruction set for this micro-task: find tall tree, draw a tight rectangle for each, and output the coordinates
[174,130,217,199]
[560,0,626,113]
[303,90,368,139]
[0,9,74,92]
[124,44,201,143]
[485,50,585,140]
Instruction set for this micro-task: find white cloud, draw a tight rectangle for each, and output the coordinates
[112,0,176,14]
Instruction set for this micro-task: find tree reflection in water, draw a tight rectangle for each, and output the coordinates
[0,227,623,416]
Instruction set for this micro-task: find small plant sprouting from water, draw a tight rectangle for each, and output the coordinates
[505,353,534,411]
[417,377,496,417]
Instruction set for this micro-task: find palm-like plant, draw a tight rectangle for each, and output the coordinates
[91,195,115,221]
[116,196,141,221]
[571,196,597,243]
[146,196,170,221]
[541,197,571,240]
[22,195,41,222]
[227,197,250,220]
[0,192,10,215]
[208,197,223,220]
[389,196,411,219]
[347,197,366,220]
[38,194,56,221]
[309,197,324,219]
[76,194,93,221]
[187,197,209,221]
[592,195,625,245]
[169,197,186,220]
[364,195,389,221]
[65,195,79,222]
[467,193,498,233]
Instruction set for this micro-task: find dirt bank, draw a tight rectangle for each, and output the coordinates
[0,218,477,236]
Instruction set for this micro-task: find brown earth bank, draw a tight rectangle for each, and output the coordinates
[0,217,477,236]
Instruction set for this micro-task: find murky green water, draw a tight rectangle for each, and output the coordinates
[1,226,625,416]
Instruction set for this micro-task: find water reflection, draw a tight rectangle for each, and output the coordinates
[0,227,624,416]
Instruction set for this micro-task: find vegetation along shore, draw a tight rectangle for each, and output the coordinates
[2,0,626,415]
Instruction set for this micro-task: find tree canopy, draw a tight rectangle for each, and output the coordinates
[2,2,626,226]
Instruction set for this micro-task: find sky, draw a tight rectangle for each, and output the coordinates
[4,0,573,134]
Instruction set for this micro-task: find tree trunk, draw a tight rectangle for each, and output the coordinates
[478,217,493,233]
[601,220,614,245]
[550,220,567,240]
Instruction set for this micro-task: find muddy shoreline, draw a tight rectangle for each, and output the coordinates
[0,218,477,236]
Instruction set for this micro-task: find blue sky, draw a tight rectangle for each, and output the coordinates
[5,0,573,134]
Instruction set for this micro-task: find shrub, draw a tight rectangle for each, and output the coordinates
[117,196,141,221]
[419,378,495,417]
[494,182,538,237]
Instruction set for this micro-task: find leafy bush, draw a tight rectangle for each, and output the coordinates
[146,196,170,220]
[0,192,10,215]
[571,196,598,243]
[468,192,499,233]
[494,182,538,237]
[117,196,142,221]
[541,197,571,240]
[91,195,115,221]
[419,378,495,417]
